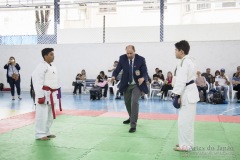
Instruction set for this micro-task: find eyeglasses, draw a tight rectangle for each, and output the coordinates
[127,53,133,55]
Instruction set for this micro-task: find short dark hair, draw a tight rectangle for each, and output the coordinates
[126,45,135,52]
[9,56,15,60]
[100,71,105,76]
[175,40,190,55]
[42,48,54,58]
[215,70,220,76]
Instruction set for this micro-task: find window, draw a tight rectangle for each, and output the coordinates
[197,0,211,10]
[99,2,116,13]
[143,0,167,11]
[222,2,236,8]
[185,0,191,12]
[65,4,87,21]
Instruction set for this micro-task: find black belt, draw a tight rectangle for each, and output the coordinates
[186,80,194,86]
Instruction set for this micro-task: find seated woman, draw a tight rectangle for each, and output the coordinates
[212,70,220,84]
[232,71,240,102]
[160,71,173,100]
[73,69,86,95]
[81,69,87,92]
[195,71,207,102]
[95,71,108,99]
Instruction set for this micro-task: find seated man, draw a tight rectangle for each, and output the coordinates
[215,68,230,100]
[201,68,214,87]
[196,71,208,102]
[232,71,240,102]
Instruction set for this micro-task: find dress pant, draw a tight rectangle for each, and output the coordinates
[233,84,240,99]
[123,84,142,128]
[8,77,21,96]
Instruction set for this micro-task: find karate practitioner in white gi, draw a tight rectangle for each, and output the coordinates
[32,48,59,140]
[172,40,199,151]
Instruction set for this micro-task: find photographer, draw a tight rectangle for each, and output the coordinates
[3,56,22,100]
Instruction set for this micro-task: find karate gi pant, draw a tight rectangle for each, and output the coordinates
[178,102,196,150]
[35,103,54,139]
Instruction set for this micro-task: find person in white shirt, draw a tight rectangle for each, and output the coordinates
[172,40,199,151]
[215,68,230,100]
[32,48,60,140]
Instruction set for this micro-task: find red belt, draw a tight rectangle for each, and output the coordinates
[42,86,62,119]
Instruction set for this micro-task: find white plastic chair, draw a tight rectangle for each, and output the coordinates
[231,84,238,102]
[167,89,173,100]
[206,81,210,93]
[149,80,163,99]
[108,80,121,99]
[213,83,230,101]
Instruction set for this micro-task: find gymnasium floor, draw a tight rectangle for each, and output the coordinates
[0,91,240,160]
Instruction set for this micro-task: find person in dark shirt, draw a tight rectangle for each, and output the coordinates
[153,68,159,79]
[157,70,165,81]
[232,71,240,102]
[233,66,240,77]
[201,68,213,87]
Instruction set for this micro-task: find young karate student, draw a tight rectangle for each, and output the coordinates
[172,40,199,151]
[32,48,60,140]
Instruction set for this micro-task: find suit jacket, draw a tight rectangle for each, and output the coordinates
[4,63,21,83]
[112,54,149,94]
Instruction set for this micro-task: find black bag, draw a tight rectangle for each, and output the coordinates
[90,86,102,100]
[72,81,76,86]
[207,89,225,104]
[0,83,4,91]
[30,78,35,103]
[211,91,224,104]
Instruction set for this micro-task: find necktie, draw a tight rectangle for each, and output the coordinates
[129,60,133,84]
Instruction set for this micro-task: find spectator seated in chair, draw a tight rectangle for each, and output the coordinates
[152,67,160,79]
[95,71,108,99]
[201,68,214,87]
[233,66,240,77]
[196,71,208,102]
[141,75,151,99]
[212,70,220,84]
[73,69,86,95]
[160,71,173,100]
[215,68,230,101]
[232,71,240,102]
[155,70,165,81]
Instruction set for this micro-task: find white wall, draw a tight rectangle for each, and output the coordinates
[58,23,240,44]
[0,41,240,92]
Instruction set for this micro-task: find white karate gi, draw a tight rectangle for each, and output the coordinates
[172,55,199,150]
[32,61,59,139]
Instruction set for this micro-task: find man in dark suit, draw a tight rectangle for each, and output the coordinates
[112,45,149,133]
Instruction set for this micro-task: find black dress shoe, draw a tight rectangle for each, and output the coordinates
[123,119,130,124]
[129,128,136,133]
